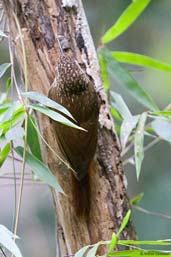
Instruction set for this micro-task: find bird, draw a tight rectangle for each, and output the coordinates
[48,44,99,216]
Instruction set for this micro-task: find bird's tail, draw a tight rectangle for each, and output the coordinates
[71,168,91,217]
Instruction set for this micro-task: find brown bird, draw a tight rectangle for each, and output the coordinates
[48,54,99,216]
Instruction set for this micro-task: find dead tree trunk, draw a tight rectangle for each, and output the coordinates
[3,0,136,255]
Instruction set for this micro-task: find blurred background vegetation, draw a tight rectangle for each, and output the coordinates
[1,1,171,256]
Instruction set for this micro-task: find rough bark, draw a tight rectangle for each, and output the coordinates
[3,0,136,256]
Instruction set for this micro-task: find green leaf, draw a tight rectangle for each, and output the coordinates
[101,0,151,43]
[86,243,100,257]
[22,91,74,120]
[134,112,147,180]
[117,210,131,236]
[0,224,23,257]
[0,103,11,115]
[130,192,144,205]
[108,233,118,255]
[111,91,132,120]
[118,239,171,246]
[150,111,171,116]
[99,54,110,91]
[110,106,122,121]
[151,119,171,142]
[27,116,43,161]
[112,51,171,72]
[0,143,11,167]
[120,115,139,149]
[15,146,64,193]
[0,63,11,78]
[109,250,171,257]
[100,49,158,111]
[74,245,90,257]
[0,105,25,134]
[29,104,85,131]
[0,30,8,38]
[5,127,25,142]
[6,77,11,95]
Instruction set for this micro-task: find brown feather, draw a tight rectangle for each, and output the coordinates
[48,55,99,214]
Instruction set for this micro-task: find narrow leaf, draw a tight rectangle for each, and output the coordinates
[108,233,118,255]
[99,54,110,91]
[150,111,171,116]
[112,51,171,72]
[110,250,171,257]
[118,239,171,246]
[134,112,147,180]
[86,243,100,257]
[102,0,151,43]
[23,91,74,120]
[117,210,131,236]
[27,116,42,161]
[0,225,23,257]
[6,77,11,95]
[0,143,10,167]
[130,192,144,205]
[111,91,132,120]
[100,49,158,111]
[15,146,64,193]
[120,115,139,149]
[29,104,85,131]
[0,63,11,78]
[151,119,171,142]
[110,106,122,121]
[74,245,90,257]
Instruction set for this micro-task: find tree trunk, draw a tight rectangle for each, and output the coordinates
[3,0,136,255]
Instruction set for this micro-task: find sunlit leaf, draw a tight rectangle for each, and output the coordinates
[118,239,171,246]
[111,91,132,120]
[130,192,144,205]
[29,104,85,131]
[110,106,122,121]
[23,91,74,120]
[0,103,11,115]
[27,116,42,161]
[0,63,11,78]
[108,233,118,255]
[134,112,147,180]
[15,146,64,193]
[99,49,158,111]
[112,51,171,72]
[110,249,171,257]
[120,116,139,149]
[74,245,90,257]
[101,0,151,43]
[0,224,23,257]
[6,77,11,95]
[151,119,171,142]
[99,54,110,91]
[150,111,171,116]
[0,143,10,167]
[0,105,25,134]
[5,127,25,142]
[117,210,131,236]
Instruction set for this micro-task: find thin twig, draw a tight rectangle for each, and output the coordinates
[12,13,29,252]
[133,205,171,220]
[7,154,22,162]
[0,247,7,257]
